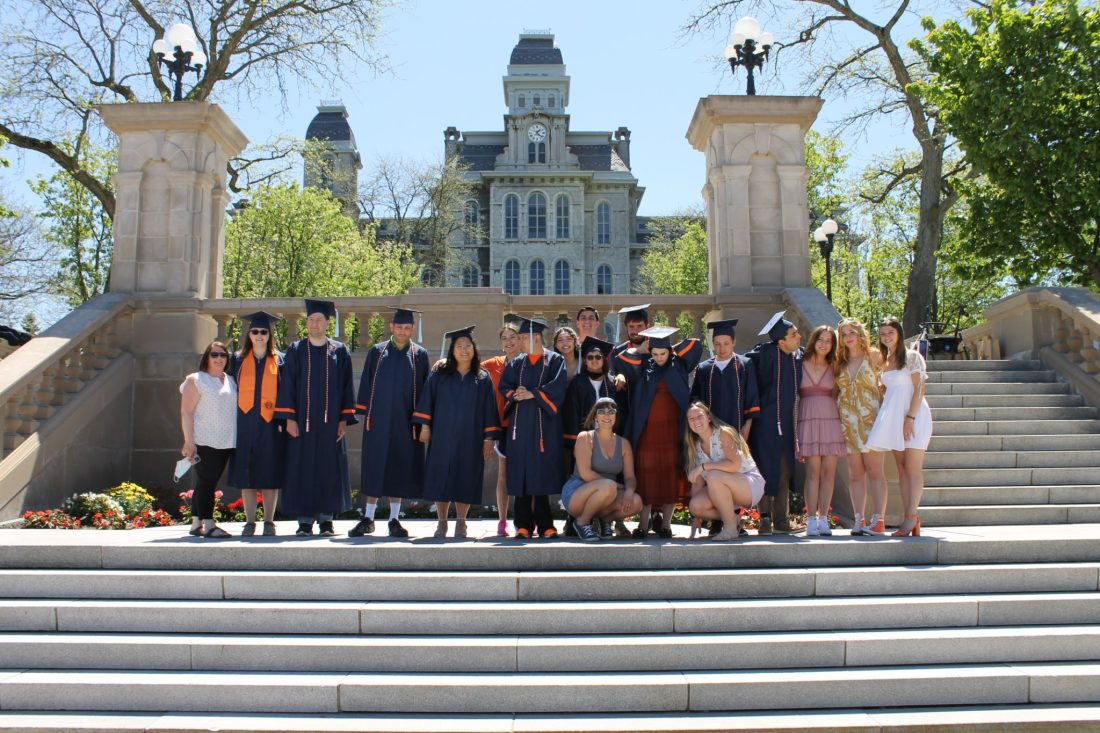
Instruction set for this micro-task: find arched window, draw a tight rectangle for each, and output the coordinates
[596,265,613,294]
[529,260,546,295]
[527,192,547,239]
[527,142,546,164]
[596,202,611,245]
[504,259,520,295]
[504,195,519,240]
[533,94,541,106]
[554,260,570,295]
[464,200,479,244]
[462,265,479,288]
[555,195,570,239]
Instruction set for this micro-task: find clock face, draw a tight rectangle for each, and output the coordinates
[527,124,547,143]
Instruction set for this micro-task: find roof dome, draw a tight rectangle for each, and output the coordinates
[509,34,563,65]
[305,103,356,146]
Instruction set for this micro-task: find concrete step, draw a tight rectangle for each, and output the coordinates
[4,593,1099,637]
[1,663,1097,713]
[2,563,1097,602]
[922,485,1100,506]
[926,394,1083,408]
[934,419,1100,436]
[930,406,1098,421]
[921,504,1100,526]
[926,360,1043,371]
[927,370,1055,384]
[924,450,1100,469]
[5,705,1100,733]
[927,434,1100,452]
[925,381,1071,395]
[924,467,1100,487]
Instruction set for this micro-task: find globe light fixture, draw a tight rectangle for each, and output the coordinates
[152,23,205,101]
[723,17,774,95]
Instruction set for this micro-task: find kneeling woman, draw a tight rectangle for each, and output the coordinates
[414,326,501,538]
[684,402,766,541]
[561,397,642,542]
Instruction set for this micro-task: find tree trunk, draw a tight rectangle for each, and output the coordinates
[904,139,946,337]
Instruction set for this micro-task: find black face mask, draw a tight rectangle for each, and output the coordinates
[583,365,605,379]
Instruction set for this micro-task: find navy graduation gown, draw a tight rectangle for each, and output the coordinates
[274,338,357,516]
[228,351,286,489]
[615,339,703,448]
[413,367,501,505]
[499,350,567,496]
[563,373,627,444]
[355,340,430,500]
[745,342,803,497]
[608,340,632,376]
[691,354,760,432]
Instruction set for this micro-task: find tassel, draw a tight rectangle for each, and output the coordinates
[539,437,544,453]
[366,416,371,431]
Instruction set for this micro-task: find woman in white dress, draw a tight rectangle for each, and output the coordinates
[865,317,933,537]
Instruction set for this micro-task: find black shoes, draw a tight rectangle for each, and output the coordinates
[348,518,375,537]
[319,521,336,537]
[563,516,578,536]
[295,522,313,537]
[388,519,409,538]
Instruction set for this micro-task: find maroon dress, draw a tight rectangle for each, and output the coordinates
[634,380,689,506]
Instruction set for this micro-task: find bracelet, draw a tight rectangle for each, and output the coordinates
[905,415,916,420]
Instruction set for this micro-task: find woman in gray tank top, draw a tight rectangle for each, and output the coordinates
[560,397,642,542]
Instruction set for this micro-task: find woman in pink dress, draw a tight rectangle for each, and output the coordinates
[797,326,847,536]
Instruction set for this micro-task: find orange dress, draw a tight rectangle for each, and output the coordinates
[634,380,689,506]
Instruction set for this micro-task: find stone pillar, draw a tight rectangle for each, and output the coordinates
[686,96,823,293]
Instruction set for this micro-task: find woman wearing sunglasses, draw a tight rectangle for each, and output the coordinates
[180,340,238,538]
[560,397,641,542]
[227,311,286,537]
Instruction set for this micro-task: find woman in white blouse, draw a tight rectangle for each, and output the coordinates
[180,341,238,538]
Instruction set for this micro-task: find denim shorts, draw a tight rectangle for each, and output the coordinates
[560,475,586,512]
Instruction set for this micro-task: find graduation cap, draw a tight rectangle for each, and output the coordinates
[616,303,651,323]
[444,325,476,341]
[387,307,420,325]
[580,336,613,358]
[759,310,795,342]
[304,299,336,320]
[514,316,548,335]
[706,318,739,340]
[240,311,281,330]
[639,325,679,350]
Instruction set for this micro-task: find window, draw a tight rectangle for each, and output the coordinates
[504,195,519,239]
[421,268,433,287]
[504,259,520,295]
[596,265,612,294]
[529,260,546,295]
[554,260,570,295]
[464,200,479,244]
[518,94,525,108]
[462,265,479,288]
[548,95,556,108]
[555,195,570,239]
[596,202,611,245]
[533,94,541,106]
[527,192,547,239]
[527,142,546,164]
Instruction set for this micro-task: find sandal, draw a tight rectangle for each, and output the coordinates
[262,521,277,536]
[204,526,232,539]
[454,521,468,539]
[434,521,448,539]
[240,522,256,537]
[188,525,204,537]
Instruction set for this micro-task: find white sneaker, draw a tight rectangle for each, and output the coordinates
[806,516,820,537]
[819,518,833,536]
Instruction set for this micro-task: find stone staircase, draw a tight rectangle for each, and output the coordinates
[922,359,1100,527]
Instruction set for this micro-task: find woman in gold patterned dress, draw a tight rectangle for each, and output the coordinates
[835,318,887,535]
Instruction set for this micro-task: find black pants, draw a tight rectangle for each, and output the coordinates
[193,445,233,520]
[514,495,553,533]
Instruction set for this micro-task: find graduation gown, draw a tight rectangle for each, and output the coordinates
[413,367,501,504]
[228,351,286,489]
[562,373,627,444]
[615,339,703,448]
[355,340,430,499]
[499,350,567,496]
[691,354,760,432]
[745,342,803,497]
[274,338,357,516]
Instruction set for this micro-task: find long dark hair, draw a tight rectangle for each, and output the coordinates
[198,340,229,373]
[582,396,619,431]
[237,324,278,360]
[878,317,906,371]
[439,334,482,375]
[552,326,580,359]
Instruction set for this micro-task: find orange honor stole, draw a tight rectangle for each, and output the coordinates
[238,355,279,422]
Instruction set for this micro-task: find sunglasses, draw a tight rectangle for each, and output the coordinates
[596,407,617,415]
[249,329,269,336]
[585,354,604,361]
[209,352,229,359]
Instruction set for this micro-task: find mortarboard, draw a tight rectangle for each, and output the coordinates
[580,336,613,358]
[616,304,651,323]
[759,310,795,342]
[240,311,281,330]
[707,318,739,340]
[387,307,421,325]
[639,325,679,350]
[515,316,548,335]
[304,299,336,320]
[443,325,476,341]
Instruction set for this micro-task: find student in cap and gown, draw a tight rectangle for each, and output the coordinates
[745,311,805,535]
[609,304,651,374]
[350,306,430,539]
[414,326,501,538]
[274,299,357,537]
[499,317,567,538]
[228,311,286,536]
[615,326,702,538]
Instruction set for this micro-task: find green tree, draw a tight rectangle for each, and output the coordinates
[29,142,114,306]
[638,221,709,295]
[21,312,39,336]
[916,0,1100,289]
[806,129,848,225]
[0,197,58,323]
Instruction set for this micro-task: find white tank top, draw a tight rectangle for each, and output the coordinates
[181,371,237,449]
[695,430,758,474]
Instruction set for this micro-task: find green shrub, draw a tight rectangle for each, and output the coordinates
[62,492,125,523]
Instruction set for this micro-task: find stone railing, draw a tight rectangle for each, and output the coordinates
[962,287,1100,406]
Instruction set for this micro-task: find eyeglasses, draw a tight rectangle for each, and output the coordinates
[585,354,604,361]
[249,329,269,336]
[209,352,228,359]
[596,407,617,415]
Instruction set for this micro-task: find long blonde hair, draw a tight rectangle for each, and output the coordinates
[683,401,750,473]
[835,318,873,374]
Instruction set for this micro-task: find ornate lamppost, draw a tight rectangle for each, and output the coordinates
[152,23,206,101]
[724,17,775,95]
[814,217,840,302]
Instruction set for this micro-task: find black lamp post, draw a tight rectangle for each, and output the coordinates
[814,218,839,302]
[152,23,206,101]
[723,17,775,96]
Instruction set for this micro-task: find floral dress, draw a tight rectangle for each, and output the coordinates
[835,357,881,454]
